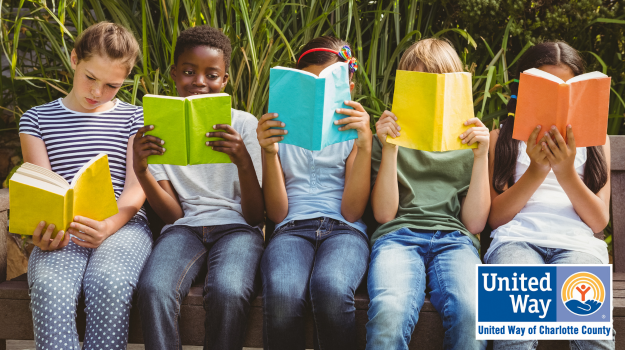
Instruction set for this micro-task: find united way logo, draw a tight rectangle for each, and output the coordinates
[561,272,605,316]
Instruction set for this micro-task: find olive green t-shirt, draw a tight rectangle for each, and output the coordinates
[370,136,480,249]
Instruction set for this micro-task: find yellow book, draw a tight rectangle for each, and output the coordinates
[9,153,119,238]
[388,70,476,152]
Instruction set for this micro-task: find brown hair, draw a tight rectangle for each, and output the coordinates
[73,22,140,73]
[296,36,352,70]
[398,38,464,73]
[493,41,608,194]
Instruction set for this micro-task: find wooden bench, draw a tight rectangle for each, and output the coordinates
[1,135,625,349]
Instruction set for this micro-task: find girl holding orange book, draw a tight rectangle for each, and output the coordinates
[486,41,614,350]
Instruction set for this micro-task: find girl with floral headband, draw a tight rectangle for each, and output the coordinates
[256,36,371,350]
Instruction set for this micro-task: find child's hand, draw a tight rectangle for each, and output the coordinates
[460,118,489,158]
[133,125,165,175]
[257,113,287,155]
[542,125,577,176]
[32,221,70,251]
[526,125,551,174]
[206,125,253,167]
[375,110,400,149]
[67,216,113,249]
[335,101,372,150]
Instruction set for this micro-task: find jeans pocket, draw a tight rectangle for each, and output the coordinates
[271,220,294,238]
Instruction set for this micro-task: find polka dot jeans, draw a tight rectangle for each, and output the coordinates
[27,216,153,350]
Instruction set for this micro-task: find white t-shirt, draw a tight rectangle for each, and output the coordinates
[148,109,262,228]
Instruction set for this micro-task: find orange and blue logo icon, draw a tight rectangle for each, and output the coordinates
[561,272,605,316]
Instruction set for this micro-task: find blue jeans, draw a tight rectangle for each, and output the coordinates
[137,224,264,350]
[366,228,486,350]
[487,241,615,350]
[28,216,152,350]
[261,217,370,350]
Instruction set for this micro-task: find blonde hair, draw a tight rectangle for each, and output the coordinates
[74,22,140,73]
[398,38,464,73]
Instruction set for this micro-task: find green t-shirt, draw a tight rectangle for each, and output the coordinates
[370,136,480,249]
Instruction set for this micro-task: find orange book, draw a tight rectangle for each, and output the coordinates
[513,68,611,147]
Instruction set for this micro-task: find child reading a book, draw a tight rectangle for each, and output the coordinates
[486,42,614,350]
[19,22,152,349]
[256,36,371,350]
[366,38,489,350]
[133,25,264,350]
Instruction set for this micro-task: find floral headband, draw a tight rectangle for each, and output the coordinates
[297,45,359,74]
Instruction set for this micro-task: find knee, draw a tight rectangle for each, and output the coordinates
[368,292,416,329]
[204,277,253,311]
[446,293,477,330]
[310,279,354,315]
[137,274,177,306]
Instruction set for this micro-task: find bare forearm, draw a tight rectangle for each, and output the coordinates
[557,171,609,232]
[460,156,490,234]
[104,184,144,234]
[371,146,399,223]
[341,145,371,222]
[489,166,547,229]
[136,171,184,224]
[238,159,265,226]
[262,152,289,224]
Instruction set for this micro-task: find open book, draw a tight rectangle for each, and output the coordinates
[143,93,232,165]
[9,154,119,238]
[513,68,611,147]
[387,70,476,152]
[268,62,357,151]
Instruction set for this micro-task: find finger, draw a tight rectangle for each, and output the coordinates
[261,129,288,138]
[542,141,556,161]
[206,141,237,148]
[460,127,476,141]
[550,126,567,151]
[384,123,401,138]
[335,108,362,117]
[463,131,477,145]
[212,124,238,135]
[379,110,398,122]
[259,120,285,131]
[259,113,280,124]
[139,134,165,146]
[41,224,55,245]
[73,216,100,230]
[49,230,65,249]
[377,119,401,132]
[344,100,366,112]
[260,136,284,146]
[464,118,485,127]
[68,229,95,243]
[545,131,560,154]
[137,125,155,137]
[142,142,165,154]
[566,125,576,149]
[468,134,489,146]
[528,125,542,146]
[339,122,366,131]
[71,237,98,249]
[59,230,71,248]
[334,116,362,126]
[211,146,233,154]
[69,221,98,236]
[32,221,46,244]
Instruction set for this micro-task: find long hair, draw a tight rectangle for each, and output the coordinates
[492,41,608,194]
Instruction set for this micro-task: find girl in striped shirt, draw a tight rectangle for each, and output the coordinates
[19,22,152,349]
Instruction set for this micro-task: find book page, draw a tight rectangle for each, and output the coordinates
[143,94,188,165]
[513,72,560,143]
[523,68,565,84]
[188,94,232,164]
[566,71,607,84]
[71,154,118,221]
[566,75,611,147]
[441,72,476,151]
[320,62,357,149]
[18,163,69,188]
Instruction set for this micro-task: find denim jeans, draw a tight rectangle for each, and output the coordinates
[261,217,370,350]
[365,228,486,350]
[28,216,152,350]
[487,241,615,350]
[137,224,264,350]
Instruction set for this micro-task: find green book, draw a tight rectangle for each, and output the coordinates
[143,93,232,165]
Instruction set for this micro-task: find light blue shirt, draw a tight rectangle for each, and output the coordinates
[277,141,367,234]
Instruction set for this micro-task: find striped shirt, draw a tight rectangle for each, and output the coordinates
[19,98,146,219]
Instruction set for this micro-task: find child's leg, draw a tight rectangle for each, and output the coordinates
[550,250,615,350]
[81,217,152,350]
[308,220,369,350]
[261,220,317,350]
[365,228,427,350]
[426,230,485,350]
[202,224,264,350]
[137,225,207,350]
[28,241,90,350]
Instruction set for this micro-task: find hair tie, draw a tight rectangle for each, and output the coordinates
[508,112,515,117]
[510,95,517,99]
[298,45,358,74]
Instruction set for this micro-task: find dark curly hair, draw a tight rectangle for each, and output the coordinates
[173,25,232,70]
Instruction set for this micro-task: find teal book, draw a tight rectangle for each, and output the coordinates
[267,62,357,151]
[143,94,232,165]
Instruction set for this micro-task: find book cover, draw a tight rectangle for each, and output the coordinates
[143,94,232,165]
[9,154,118,238]
[387,70,476,152]
[268,62,357,151]
[513,68,611,147]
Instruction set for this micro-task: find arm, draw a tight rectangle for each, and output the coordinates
[544,126,610,232]
[370,110,401,224]
[488,126,551,229]
[458,118,490,234]
[207,124,264,226]
[257,113,289,224]
[337,101,372,222]
[132,125,184,224]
